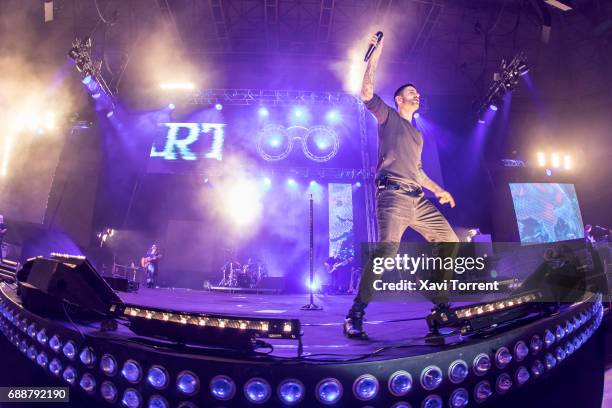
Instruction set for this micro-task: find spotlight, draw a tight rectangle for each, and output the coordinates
[106,111,114,118]
[354,181,362,188]
[262,177,272,188]
[423,395,443,407]
[49,358,63,376]
[79,347,96,367]
[79,373,96,394]
[36,352,49,368]
[516,366,530,385]
[474,380,492,403]
[545,169,552,177]
[100,354,117,376]
[316,378,342,405]
[514,341,529,361]
[563,155,572,170]
[551,153,560,168]
[473,353,492,375]
[517,62,530,76]
[100,381,118,403]
[530,335,543,353]
[325,110,341,124]
[176,371,199,395]
[489,103,498,112]
[121,360,142,384]
[353,374,379,401]
[536,152,546,167]
[544,353,557,369]
[420,366,443,390]
[277,379,304,405]
[210,375,236,401]
[215,103,223,111]
[26,345,37,360]
[148,395,169,408]
[63,341,77,360]
[294,108,303,117]
[244,378,271,404]
[147,366,169,389]
[478,117,486,124]
[36,329,48,345]
[168,103,176,110]
[448,360,469,383]
[388,371,412,396]
[413,112,420,119]
[449,388,469,407]
[496,373,512,394]
[62,366,77,384]
[258,107,269,117]
[82,75,93,85]
[121,388,142,408]
[286,178,297,187]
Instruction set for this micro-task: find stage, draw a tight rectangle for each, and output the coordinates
[119,288,444,359]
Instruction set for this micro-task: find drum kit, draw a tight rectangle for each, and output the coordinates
[219,258,268,288]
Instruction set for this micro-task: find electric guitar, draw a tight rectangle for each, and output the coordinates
[327,257,354,274]
[141,254,162,268]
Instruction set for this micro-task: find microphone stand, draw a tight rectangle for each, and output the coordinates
[302,194,322,311]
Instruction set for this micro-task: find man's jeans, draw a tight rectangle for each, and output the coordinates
[353,188,459,308]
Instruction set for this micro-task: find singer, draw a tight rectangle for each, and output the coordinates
[344,32,460,339]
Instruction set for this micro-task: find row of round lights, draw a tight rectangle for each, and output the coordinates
[0,296,603,407]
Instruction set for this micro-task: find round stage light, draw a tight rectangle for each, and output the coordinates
[530,335,543,354]
[49,335,62,353]
[474,380,492,403]
[514,341,529,361]
[543,330,555,347]
[495,373,512,394]
[79,373,96,394]
[421,366,443,391]
[473,353,492,376]
[147,366,169,389]
[36,351,49,368]
[422,394,443,408]
[18,340,28,354]
[176,370,199,395]
[63,341,77,360]
[573,337,581,350]
[215,103,223,111]
[448,360,469,384]
[121,388,142,408]
[353,374,379,401]
[555,346,566,362]
[210,375,236,401]
[27,323,37,338]
[27,345,37,360]
[244,378,271,404]
[79,347,96,367]
[413,112,420,119]
[277,379,304,405]
[388,370,412,396]
[495,347,513,368]
[49,358,63,376]
[19,318,28,333]
[177,403,197,408]
[62,366,77,385]
[565,341,574,355]
[36,329,48,345]
[148,395,169,408]
[316,378,343,405]
[555,325,564,340]
[100,381,118,403]
[122,360,142,384]
[516,366,530,386]
[544,353,556,370]
[258,107,269,117]
[168,103,175,110]
[100,354,117,376]
[531,360,544,377]
[449,388,469,408]
[391,403,412,408]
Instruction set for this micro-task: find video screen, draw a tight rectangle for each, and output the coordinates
[509,183,585,244]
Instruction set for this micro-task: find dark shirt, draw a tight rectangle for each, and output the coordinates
[0,223,5,239]
[364,94,424,186]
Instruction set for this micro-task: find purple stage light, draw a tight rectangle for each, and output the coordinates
[478,118,485,124]
[215,103,223,111]
[489,104,498,112]
[354,181,362,188]
[268,136,281,147]
[413,112,420,119]
[106,111,114,118]
[325,110,340,124]
[258,107,269,117]
[545,169,552,177]
[287,178,297,188]
[168,103,176,110]
[262,177,272,189]
[82,75,93,85]
[92,92,101,99]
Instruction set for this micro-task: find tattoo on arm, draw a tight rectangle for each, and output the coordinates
[361,59,379,101]
[418,162,443,194]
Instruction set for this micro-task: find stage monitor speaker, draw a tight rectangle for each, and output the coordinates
[256,277,285,291]
[17,256,122,318]
[103,276,139,293]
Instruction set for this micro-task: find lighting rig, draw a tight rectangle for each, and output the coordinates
[476,52,529,120]
[67,37,115,104]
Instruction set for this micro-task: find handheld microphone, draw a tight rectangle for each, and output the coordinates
[364,31,384,62]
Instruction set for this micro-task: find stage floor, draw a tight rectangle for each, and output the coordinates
[118,288,447,360]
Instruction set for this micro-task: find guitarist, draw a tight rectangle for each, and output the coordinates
[141,244,163,288]
[325,250,354,294]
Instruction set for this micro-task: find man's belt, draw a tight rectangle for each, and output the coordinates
[376,176,422,196]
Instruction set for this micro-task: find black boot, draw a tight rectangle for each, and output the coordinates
[344,306,368,339]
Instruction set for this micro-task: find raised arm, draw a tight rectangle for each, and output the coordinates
[360,33,384,102]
